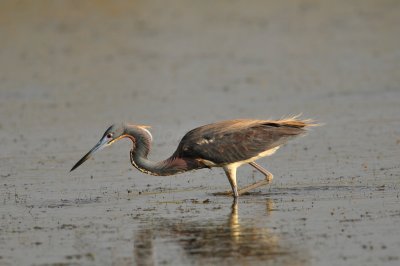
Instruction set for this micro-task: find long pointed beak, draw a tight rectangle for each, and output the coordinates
[70,137,109,172]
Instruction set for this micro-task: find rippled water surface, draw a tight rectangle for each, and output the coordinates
[0,1,399,265]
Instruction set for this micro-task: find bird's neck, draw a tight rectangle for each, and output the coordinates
[125,126,199,176]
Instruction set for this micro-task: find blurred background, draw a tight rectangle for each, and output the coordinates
[1,0,398,143]
[0,1,399,265]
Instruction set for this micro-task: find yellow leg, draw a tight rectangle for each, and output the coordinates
[213,162,273,196]
[249,162,273,182]
[214,165,239,197]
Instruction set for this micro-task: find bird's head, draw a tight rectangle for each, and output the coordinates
[70,123,126,172]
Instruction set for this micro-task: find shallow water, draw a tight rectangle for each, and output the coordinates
[1,1,400,265]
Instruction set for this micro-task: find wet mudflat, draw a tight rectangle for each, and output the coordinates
[0,1,399,265]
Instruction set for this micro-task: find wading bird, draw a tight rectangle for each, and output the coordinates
[71,116,317,197]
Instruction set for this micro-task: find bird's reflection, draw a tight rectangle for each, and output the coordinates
[133,199,305,265]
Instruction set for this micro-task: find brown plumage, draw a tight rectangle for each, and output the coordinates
[71,116,318,198]
[176,118,313,165]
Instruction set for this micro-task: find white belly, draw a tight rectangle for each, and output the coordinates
[198,146,280,168]
[231,146,280,168]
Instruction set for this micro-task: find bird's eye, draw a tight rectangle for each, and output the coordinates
[106,133,113,139]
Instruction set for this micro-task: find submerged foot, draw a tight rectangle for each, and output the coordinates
[213,179,270,196]
[237,179,270,195]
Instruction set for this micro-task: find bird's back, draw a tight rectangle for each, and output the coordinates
[174,117,316,166]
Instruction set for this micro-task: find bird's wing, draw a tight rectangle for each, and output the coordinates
[175,119,307,165]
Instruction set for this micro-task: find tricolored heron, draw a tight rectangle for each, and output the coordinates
[71,116,317,197]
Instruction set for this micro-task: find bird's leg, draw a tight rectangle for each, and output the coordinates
[213,163,273,196]
[225,166,239,198]
[235,162,273,195]
[213,165,239,197]
[249,162,273,182]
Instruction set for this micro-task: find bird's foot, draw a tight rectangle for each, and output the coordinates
[237,179,270,195]
[213,179,270,196]
[213,190,233,196]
